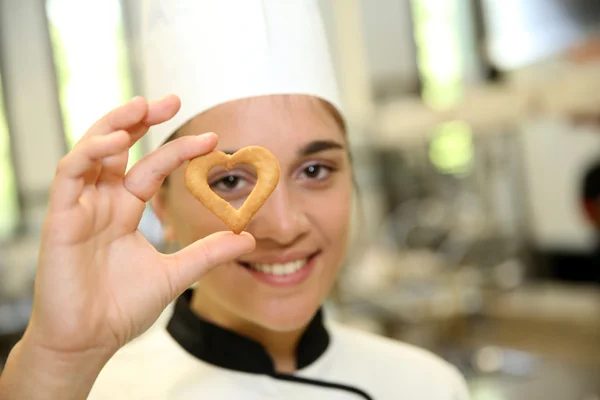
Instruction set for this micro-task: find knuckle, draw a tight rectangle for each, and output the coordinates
[55,156,71,175]
[150,166,169,184]
[197,239,215,267]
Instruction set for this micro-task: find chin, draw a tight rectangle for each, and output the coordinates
[250,295,324,333]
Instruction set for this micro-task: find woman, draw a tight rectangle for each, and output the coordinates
[0,1,469,399]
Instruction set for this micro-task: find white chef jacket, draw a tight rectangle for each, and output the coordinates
[88,290,470,399]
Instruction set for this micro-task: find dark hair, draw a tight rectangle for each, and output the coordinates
[582,160,600,201]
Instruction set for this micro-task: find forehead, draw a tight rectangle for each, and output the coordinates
[178,95,345,154]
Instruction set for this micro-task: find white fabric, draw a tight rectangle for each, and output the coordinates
[138,0,343,151]
[88,316,470,400]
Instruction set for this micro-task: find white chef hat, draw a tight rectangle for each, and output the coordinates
[138,0,344,151]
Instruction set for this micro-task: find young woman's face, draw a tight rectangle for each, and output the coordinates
[156,95,353,332]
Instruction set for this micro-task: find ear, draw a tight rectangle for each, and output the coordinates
[150,190,177,243]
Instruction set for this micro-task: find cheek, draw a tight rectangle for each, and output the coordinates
[308,179,353,249]
[166,184,230,244]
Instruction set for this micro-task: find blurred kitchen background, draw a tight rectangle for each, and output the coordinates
[1,1,599,399]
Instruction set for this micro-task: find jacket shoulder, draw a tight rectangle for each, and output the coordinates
[327,322,471,399]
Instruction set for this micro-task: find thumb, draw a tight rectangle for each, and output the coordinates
[165,231,256,295]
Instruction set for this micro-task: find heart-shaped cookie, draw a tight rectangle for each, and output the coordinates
[184,146,280,234]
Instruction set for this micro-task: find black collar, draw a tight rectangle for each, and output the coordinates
[166,290,330,374]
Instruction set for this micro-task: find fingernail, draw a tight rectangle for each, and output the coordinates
[197,132,217,141]
[238,231,255,240]
[161,93,177,101]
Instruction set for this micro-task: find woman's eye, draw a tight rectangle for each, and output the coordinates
[221,176,240,189]
[301,164,333,180]
[210,175,248,191]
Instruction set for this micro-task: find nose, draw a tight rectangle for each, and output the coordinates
[246,182,309,245]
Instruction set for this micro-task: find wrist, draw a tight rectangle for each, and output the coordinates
[0,334,113,400]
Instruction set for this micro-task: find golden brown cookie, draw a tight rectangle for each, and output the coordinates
[184,146,280,234]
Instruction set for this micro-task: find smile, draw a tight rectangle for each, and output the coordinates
[238,252,320,286]
[247,259,307,276]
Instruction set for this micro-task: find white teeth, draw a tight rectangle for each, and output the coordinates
[249,259,307,276]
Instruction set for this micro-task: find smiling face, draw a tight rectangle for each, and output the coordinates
[153,94,353,333]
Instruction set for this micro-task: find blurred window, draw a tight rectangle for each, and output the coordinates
[0,73,20,241]
[411,0,475,175]
[45,0,141,169]
[411,0,463,109]
[481,0,600,69]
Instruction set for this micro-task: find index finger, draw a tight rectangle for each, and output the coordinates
[82,94,181,142]
[123,133,219,202]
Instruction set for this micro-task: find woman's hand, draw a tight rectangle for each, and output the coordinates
[0,95,255,399]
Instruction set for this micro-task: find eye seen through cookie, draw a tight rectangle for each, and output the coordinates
[208,164,257,209]
[184,146,280,234]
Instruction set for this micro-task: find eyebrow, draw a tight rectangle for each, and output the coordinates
[221,140,345,157]
[298,140,345,157]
